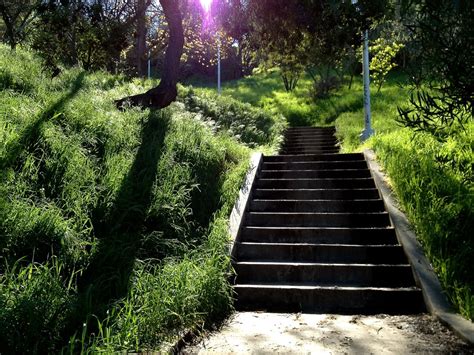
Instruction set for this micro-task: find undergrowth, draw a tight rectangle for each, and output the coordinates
[0,44,284,353]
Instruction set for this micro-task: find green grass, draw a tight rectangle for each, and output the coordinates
[201,67,473,320]
[0,45,284,353]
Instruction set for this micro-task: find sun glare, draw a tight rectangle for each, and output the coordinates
[199,0,212,13]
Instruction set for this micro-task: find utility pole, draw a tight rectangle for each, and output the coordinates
[360,28,374,141]
[352,0,374,141]
[217,32,222,95]
[148,49,151,79]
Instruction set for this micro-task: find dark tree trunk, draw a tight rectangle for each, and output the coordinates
[116,0,184,109]
[136,0,147,77]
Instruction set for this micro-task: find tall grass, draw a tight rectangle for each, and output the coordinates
[0,44,284,353]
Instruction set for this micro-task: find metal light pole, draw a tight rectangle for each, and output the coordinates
[147,49,151,79]
[352,0,374,141]
[361,29,374,141]
[217,32,222,95]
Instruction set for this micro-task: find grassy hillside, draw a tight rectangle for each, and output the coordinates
[199,69,474,320]
[0,45,285,353]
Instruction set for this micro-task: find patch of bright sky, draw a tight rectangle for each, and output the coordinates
[199,0,212,13]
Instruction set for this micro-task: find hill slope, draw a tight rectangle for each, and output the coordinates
[0,45,285,353]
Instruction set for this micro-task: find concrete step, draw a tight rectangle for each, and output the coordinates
[286,127,335,131]
[255,178,376,189]
[240,227,398,244]
[280,147,339,154]
[234,285,425,314]
[249,199,385,213]
[234,262,416,287]
[253,188,380,200]
[283,139,338,146]
[236,243,408,264]
[263,154,364,162]
[285,129,335,135]
[281,142,338,148]
[280,149,340,155]
[262,161,367,170]
[282,139,337,144]
[245,212,391,227]
[259,169,371,179]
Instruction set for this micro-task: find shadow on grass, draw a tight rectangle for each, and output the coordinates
[77,109,169,324]
[0,71,86,170]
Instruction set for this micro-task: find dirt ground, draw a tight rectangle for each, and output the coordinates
[181,312,473,354]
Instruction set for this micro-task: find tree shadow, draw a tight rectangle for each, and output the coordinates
[0,71,86,170]
[77,109,169,322]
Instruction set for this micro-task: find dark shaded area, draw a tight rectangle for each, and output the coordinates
[0,72,86,265]
[75,110,169,335]
[0,71,86,171]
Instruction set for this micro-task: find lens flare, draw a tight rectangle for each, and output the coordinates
[199,0,212,13]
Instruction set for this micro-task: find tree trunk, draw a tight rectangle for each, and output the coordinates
[136,0,147,77]
[116,0,184,109]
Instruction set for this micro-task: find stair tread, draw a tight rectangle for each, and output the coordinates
[235,261,410,267]
[234,284,420,291]
[244,226,394,230]
[247,211,389,215]
[238,242,400,247]
[251,199,382,202]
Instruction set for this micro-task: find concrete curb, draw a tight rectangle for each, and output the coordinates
[364,149,474,344]
[229,152,263,259]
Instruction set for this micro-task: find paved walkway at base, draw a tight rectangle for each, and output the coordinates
[182,312,473,354]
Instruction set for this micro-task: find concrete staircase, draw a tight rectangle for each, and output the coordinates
[232,126,425,314]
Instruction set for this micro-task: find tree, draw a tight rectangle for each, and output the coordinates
[0,0,39,49]
[243,0,387,96]
[116,0,184,109]
[33,0,137,72]
[397,0,473,140]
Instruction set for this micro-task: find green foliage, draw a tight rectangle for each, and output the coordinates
[0,44,283,353]
[372,127,473,319]
[369,38,404,92]
[178,85,286,149]
[0,257,76,353]
[397,0,473,140]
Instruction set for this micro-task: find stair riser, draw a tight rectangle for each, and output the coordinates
[282,142,337,147]
[245,213,391,227]
[234,287,425,314]
[240,227,398,245]
[280,150,340,155]
[253,189,380,200]
[256,179,376,189]
[249,200,385,213]
[286,126,336,132]
[234,264,415,287]
[283,141,338,147]
[264,154,363,162]
[284,132,335,137]
[236,244,407,264]
[282,141,337,146]
[280,149,339,154]
[262,161,367,170]
[259,170,371,179]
